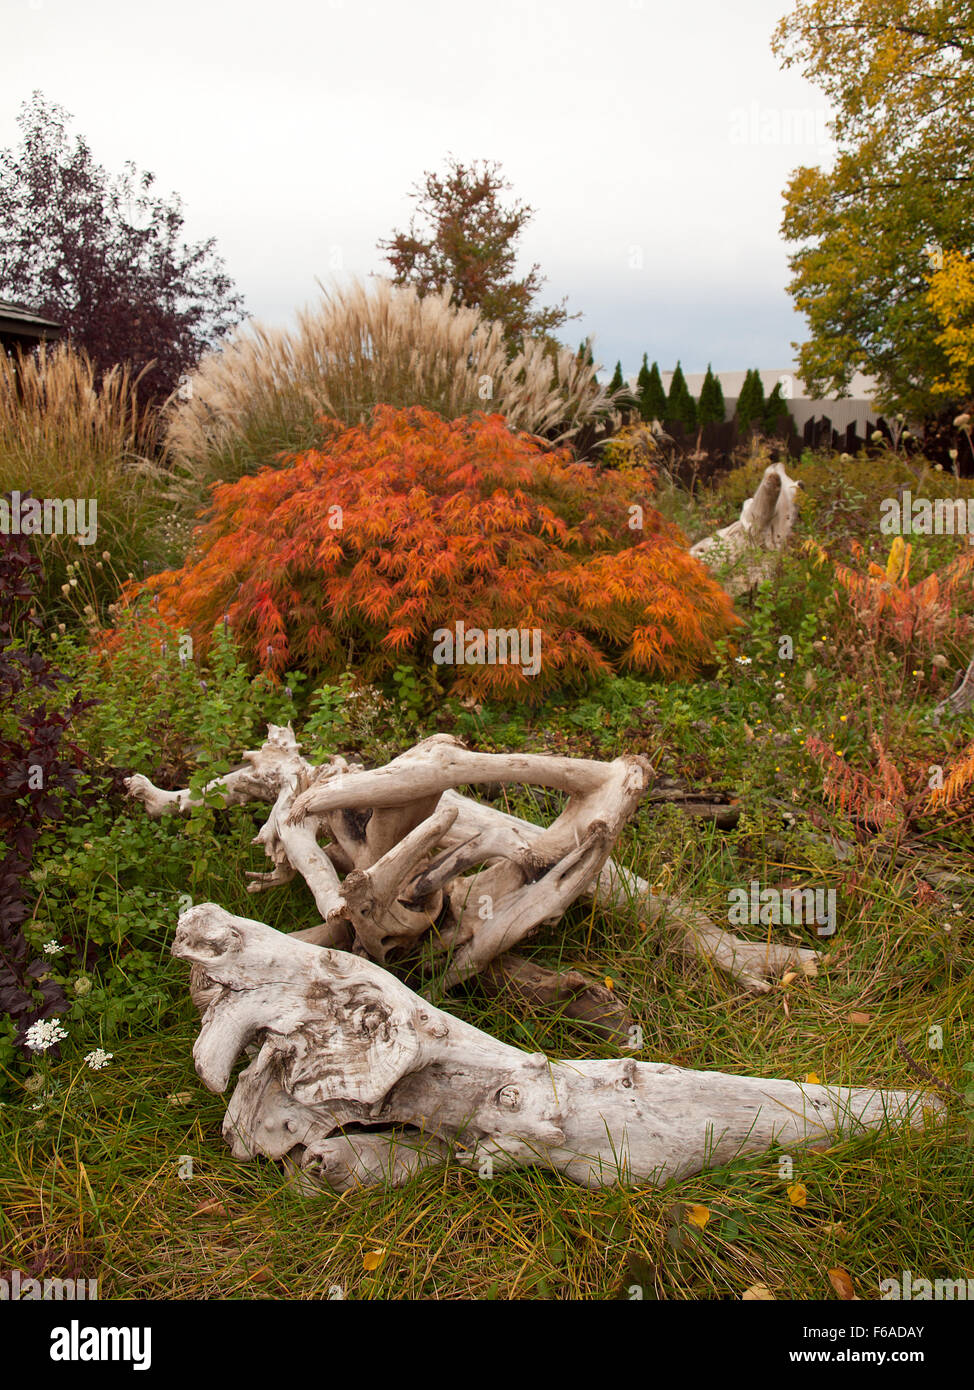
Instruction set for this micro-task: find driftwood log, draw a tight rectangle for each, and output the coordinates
[691,461,799,595]
[171,902,942,1193]
[933,648,974,720]
[125,727,819,1002]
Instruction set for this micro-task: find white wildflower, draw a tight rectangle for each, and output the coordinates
[24,1018,67,1052]
[83,1049,113,1071]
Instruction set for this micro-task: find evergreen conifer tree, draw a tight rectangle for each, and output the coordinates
[668,361,697,430]
[736,368,766,433]
[640,359,668,422]
[763,380,789,434]
[698,364,726,426]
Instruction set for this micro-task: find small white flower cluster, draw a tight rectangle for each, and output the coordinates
[42,940,65,956]
[83,1049,113,1071]
[24,1018,68,1052]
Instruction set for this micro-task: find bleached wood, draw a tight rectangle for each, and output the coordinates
[690,462,799,595]
[174,904,941,1192]
[933,649,974,719]
[437,790,820,992]
[126,729,819,994]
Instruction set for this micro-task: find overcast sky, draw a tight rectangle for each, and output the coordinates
[5,0,836,379]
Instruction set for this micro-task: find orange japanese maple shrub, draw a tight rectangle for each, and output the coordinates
[130,405,737,699]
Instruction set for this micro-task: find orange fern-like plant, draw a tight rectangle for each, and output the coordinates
[804,732,909,830]
[806,536,974,648]
[124,406,738,700]
[806,730,974,824]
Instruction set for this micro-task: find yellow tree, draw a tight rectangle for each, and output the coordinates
[773,2,974,416]
[928,250,974,399]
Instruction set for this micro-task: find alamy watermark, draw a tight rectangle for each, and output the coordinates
[880,492,974,539]
[1,1268,98,1300]
[728,101,831,147]
[881,1270,974,1300]
[432,622,542,678]
[727,880,836,937]
[0,491,98,546]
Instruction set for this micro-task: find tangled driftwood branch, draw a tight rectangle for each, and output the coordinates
[126,727,819,1000]
[170,902,941,1193]
[125,733,942,1192]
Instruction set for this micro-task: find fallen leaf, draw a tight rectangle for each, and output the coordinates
[166,1092,193,1107]
[249,1265,272,1283]
[787,1182,808,1208]
[686,1204,710,1229]
[848,1012,872,1026]
[822,1222,848,1239]
[363,1248,386,1271]
[805,1072,821,1085]
[828,1267,857,1300]
[742,1282,775,1300]
[781,971,798,986]
[604,977,615,991]
[191,1199,227,1219]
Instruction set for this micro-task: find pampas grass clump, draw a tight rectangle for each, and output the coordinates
[165,278,619,495]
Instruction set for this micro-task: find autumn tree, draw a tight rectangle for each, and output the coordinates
[377,156,575,352]
[0,93,246,408]
[928,250,974,399]
[129,406,737,700]
[773,1,974,416]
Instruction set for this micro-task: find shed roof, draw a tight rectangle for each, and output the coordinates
[0,298,62,338]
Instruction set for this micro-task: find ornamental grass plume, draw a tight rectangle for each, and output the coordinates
[164,277,623,497]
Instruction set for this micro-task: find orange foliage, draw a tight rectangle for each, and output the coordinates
[806,536,974,649]
[806,729,974,822]
[125,405,737,699]
[804,732,908,830]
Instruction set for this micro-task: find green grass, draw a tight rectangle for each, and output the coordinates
[2,449,974,1300]
[2,784,972,1300]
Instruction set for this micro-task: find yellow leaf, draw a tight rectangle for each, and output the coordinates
[805,1072,821,1085]
[686,1204,710,1229]
[828,1267,857,1300]
[604,976,615,991]
[781,971,798,986]
[742,1282,775,1300]
[362,1248,386,1271]
[787,1183,808,1207]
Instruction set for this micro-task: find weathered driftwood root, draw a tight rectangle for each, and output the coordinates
[126,727,818,997]
[933,649,974,720]
[173,903,942,1193]
[690,461,799,596]
[434,788,820,994]
[478,953,633,1045]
